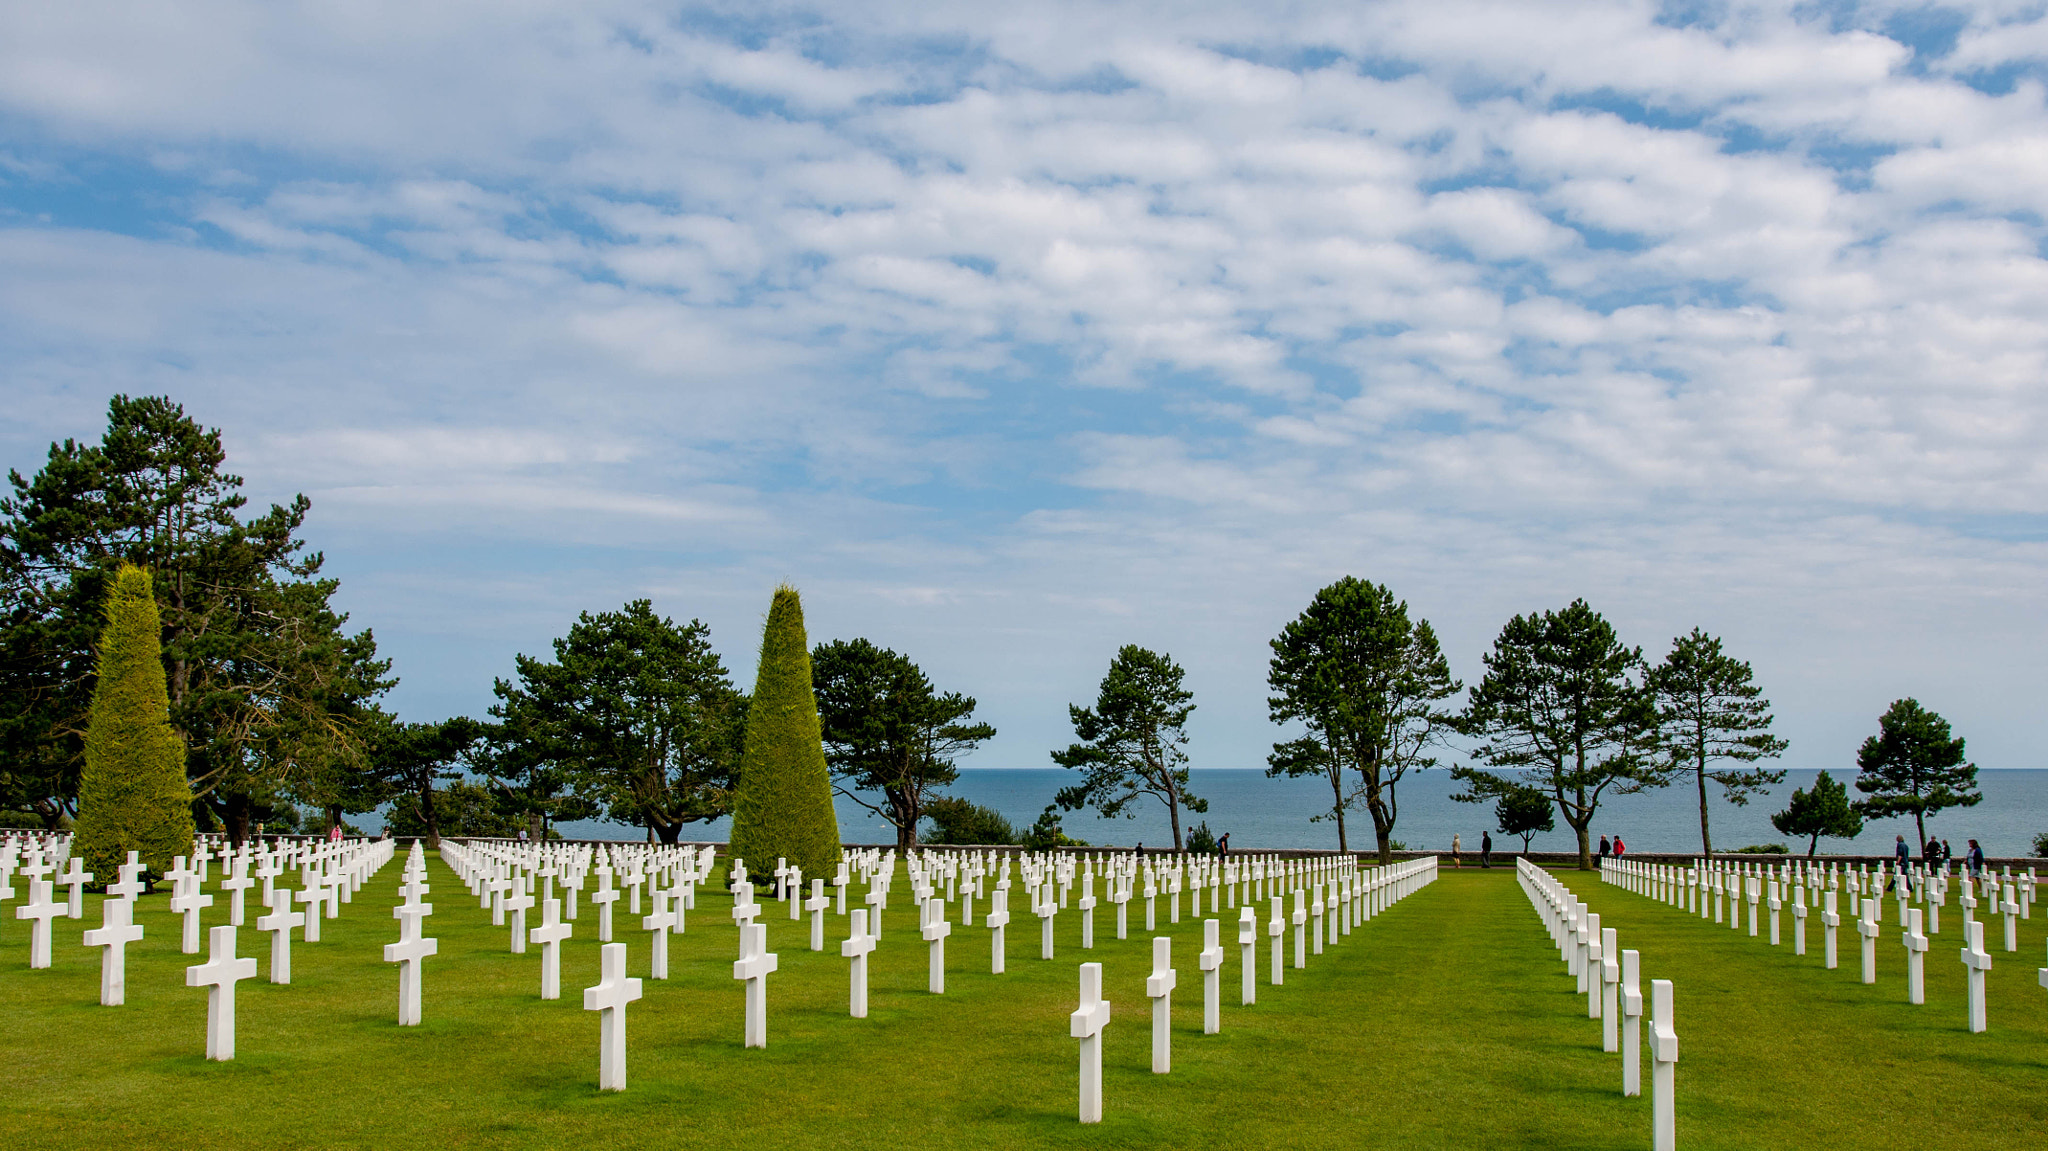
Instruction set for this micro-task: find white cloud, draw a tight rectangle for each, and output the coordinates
[2,1,2047,774]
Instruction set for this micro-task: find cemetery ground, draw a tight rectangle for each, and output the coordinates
[3,857,2045,1151]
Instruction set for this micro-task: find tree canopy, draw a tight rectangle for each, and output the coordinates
[1493,782,1555,854]
[73,564,193,879]
[1052,644,1206,850]
[1267,576,1459,861]
[0,395,389,843]
[491,600,744,844]
[728,586,841,875]
[1770,770,1863,856]
[1852,698,1979,850]
[1452,600,1665,869]
[812,637,994,848]
[1648,628,1788,854]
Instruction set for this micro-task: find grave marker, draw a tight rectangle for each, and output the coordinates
[185,924,258,1061]
[1903,906,1928,1005]
[255,889,304,984]
[1147,936,1176,1073]
[1070,962,1110,1124]
[734,921,779,1048]
[81,894,145,1006]
[584,942,643,1091]
[1650,979,1677,1151]
[386,897,437,1025]
[1960,918,1992,1033]
[842,908,876,1017]
[1199,918,1223,1034]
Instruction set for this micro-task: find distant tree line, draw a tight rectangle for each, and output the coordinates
[0,396,1992,867]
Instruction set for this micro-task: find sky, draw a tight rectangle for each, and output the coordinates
[2,1,2044,780]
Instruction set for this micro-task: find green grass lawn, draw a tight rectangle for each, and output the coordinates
[1,854,2043,1150]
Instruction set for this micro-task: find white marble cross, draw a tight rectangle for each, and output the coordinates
[82,894,145,1005]
[2000,883,2020,952]
[1237,906,1257,1005]
[1600,927,1620,1051]
[584,941,643,1091]
[591,869,621,943]
[1650,978,1677,1151]
[733,921,779,1048]
[186,924,258,1061]
[1620,949,1642,1098]
[1267,896,1285,986]
[1198,918,1223,1035]
[1070,961,1111,1124]
[1821,890,1841,970]
[1960,918,1992,1033]
[1310,884,1325,956]
[1078,877,1097,950]
[1791,885,1808,955]
[255,889,305,984]
[841,908,877,1017]
[16,878,63,968]
[1037,884,1057,961]
[805,879,829,952]
[1857,897,1881,984]
[503,878,536,955]
[385,897,437,1026]
[921,896,952,994]
[1584,912,1604,1020]
[1903,906,1928,1005]
[1146,936,1176,1074]
[107,853,146,902]
[60,857,93,919]
[635,889,671,980]
[220,860,255,927]
[169,866,214,955]
[529,896,572,998]
[985,888,1010,975]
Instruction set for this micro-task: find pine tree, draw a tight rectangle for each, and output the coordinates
[73,564,192,880]
[1771,770,1863,856]
[728,586,841,876]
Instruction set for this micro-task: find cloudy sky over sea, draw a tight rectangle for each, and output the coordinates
[3,2,2044,775]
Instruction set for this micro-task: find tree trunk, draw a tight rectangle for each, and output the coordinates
[1328,765,1348,852]
[1376,829,1393,865]
[528,810,544,842]
[1696,750,1713,855]
[326,804,343,835]
[419,784,441,850]
[1573,822,1592,870]
[1167,783,1184,851]
[223,792,251,849]
[655,820,682,845]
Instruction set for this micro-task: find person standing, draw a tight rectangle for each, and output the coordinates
[1613,836,1626,858]
[1452,833,1462,869]
[1942,839,1955,872]
[1598,835,1611,860]
[1480,832,1492,869]
[1966,839,1985,878]
[1218,832,1230,858]
[1892,835,1911,893]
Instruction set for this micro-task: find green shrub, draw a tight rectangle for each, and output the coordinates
[2032,831,2048,858]
[1185,821,1217,854]
[384,781,521,839]
[1022,805,1087,850]
[923,796,1017,845]
[1734,843,1789,854]
[728,586,842,876]
[72,564,193,881]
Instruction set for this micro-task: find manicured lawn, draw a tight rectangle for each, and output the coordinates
[1,854,2042,1150]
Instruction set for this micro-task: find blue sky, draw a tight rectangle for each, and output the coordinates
[3,1,2044,775]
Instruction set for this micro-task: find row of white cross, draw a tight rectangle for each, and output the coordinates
[1519,860,1678,1151]
[1601,857,2043,1034]
[425,838,1436,1099]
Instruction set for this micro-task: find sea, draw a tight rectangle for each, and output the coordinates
[445,768,2048,858]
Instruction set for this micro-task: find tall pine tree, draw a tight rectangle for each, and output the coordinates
[728,586,841,876]
[73,565,192,879]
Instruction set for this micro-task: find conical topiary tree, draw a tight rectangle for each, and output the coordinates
[73,564,193,881]
[728,585,842,878]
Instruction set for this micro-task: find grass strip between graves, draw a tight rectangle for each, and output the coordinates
[1,855,2044,1150]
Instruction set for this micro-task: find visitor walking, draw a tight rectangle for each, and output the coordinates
[1452,833,1462,868]
[1967,839,1985,877]
[1480,832,1492,869]
[1613,835,1626,857]
[1218,832,1230,857]
[1598,835,1611,859]
[1893,835,1912,893]
[1942,839,1955,871]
